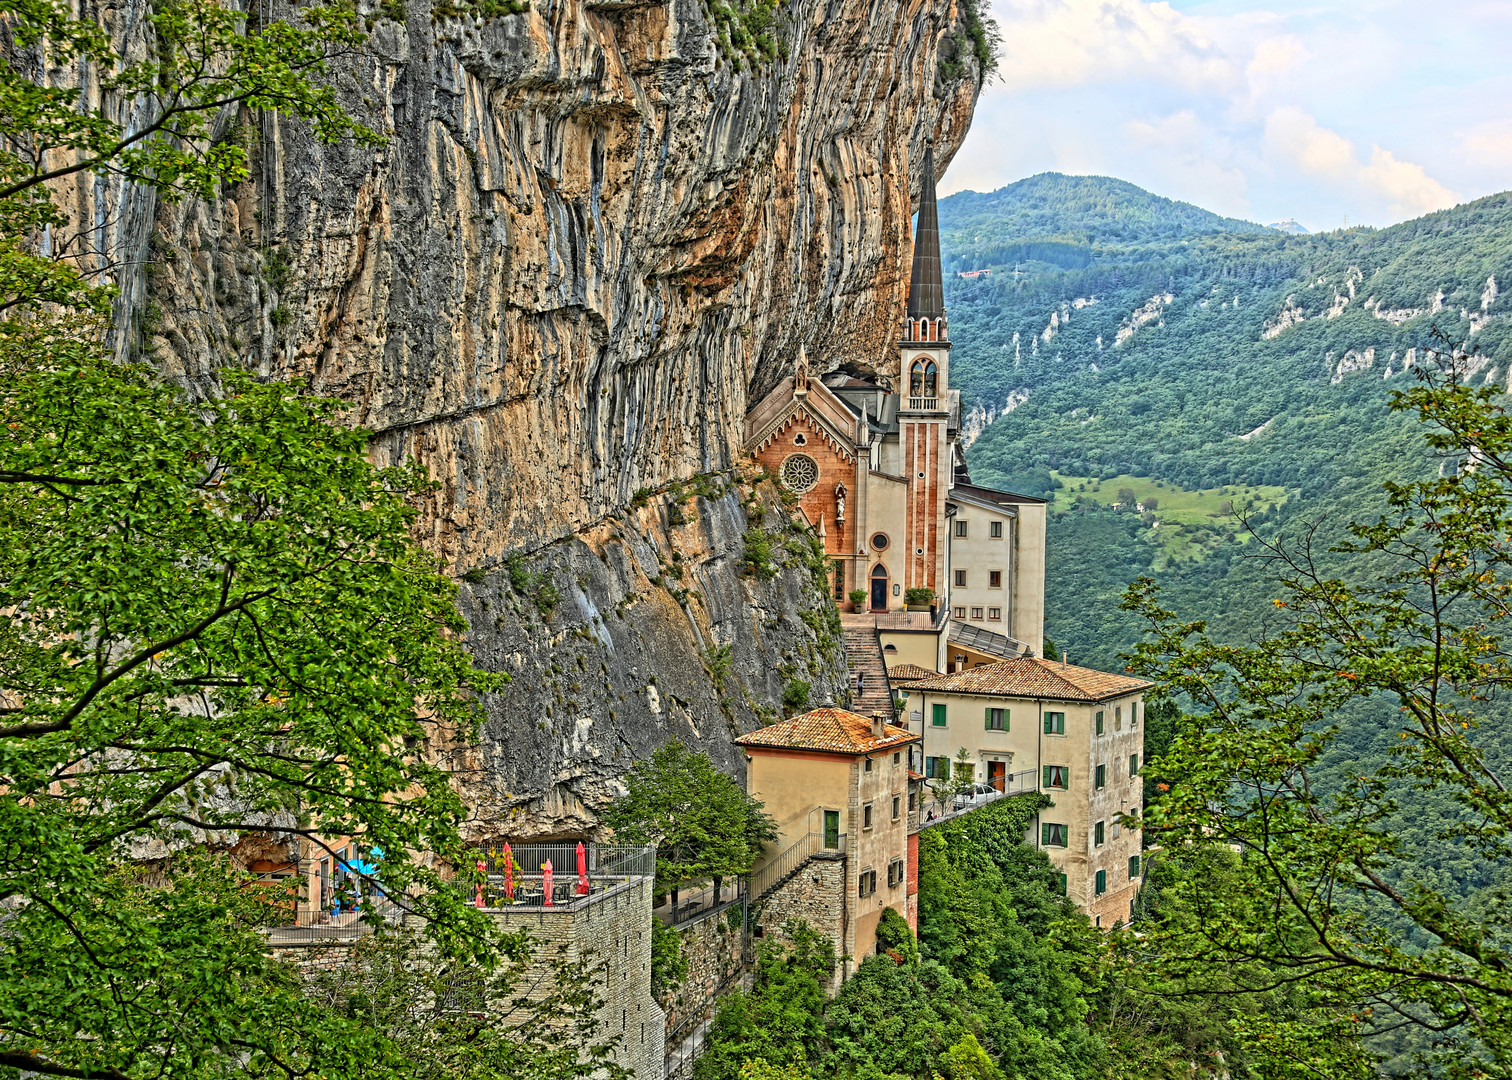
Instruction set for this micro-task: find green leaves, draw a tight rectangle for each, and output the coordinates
[601,740,775,894]
[1121,354,1512,1076]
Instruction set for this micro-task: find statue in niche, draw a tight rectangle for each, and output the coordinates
[835,483,847,522]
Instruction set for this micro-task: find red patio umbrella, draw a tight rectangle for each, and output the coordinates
[576,841,589,895]
[502,842,515,901]
[474,859,486,909]
[543,859,554,907]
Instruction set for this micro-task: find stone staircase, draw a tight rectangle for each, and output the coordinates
[841,621,896,722]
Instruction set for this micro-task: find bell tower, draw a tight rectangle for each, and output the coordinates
[898,143,951,605]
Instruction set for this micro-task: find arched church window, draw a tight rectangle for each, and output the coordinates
[909,361,924,396]
[780,453,819,494]
[922,361,937,395]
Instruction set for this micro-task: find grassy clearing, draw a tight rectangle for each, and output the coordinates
[1050,472,1293,566]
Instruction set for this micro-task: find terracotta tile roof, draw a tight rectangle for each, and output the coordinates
[905,658,1152,702]
[736,706,919,755]
[887,663,939,683]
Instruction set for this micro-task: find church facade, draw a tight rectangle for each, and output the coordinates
[743,146,1046,669]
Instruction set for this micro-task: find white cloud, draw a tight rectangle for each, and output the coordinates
[1462,120,1512,170]
[1264,106,1459,220]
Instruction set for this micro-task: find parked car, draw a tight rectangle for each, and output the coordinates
[953,782,999,809]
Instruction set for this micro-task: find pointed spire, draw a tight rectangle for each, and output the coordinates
[906,142,944,320]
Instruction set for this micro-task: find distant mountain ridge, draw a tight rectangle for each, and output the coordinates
[937,176,1512,669]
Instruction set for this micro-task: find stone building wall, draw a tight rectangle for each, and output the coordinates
[490,878,666,1080]
[749,852,847,991]
[663,904,748,1038]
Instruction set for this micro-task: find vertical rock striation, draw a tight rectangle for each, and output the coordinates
[131,0,983,833]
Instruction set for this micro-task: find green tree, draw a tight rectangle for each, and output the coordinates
[1123,356,1512,1077]
[602,740,776,899]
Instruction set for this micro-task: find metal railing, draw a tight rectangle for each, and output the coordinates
[749,832,845,903]
[916,768,1040,828]
[655,878,748,927]
[459,842,655,911]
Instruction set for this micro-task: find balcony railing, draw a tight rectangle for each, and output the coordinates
[459,842,655,911]
[915,768,1040,829]
[907,396,939,411]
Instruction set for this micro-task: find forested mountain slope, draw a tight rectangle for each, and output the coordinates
[941,177,1512,668]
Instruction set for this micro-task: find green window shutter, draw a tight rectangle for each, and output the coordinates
[1043,713,1052,735]
[1130,753,1139,776]
[1057,873,1067,895]
[1096,711,1104,735]
[1040,823,1050,845]
[985,707,993,730]
[1003,709,1009,730]
[1129,855,1141,880]
[1096,870,1107,895]
[1042,765,1051,787]
[932,703,947,727]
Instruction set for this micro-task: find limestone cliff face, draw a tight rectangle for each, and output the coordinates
[132,0,982,834]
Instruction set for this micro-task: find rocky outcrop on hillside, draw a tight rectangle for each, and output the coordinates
[106,0,982,833]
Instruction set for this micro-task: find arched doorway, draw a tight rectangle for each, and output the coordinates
[870,564,889,612]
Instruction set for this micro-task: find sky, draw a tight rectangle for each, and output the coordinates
[943,0,1512,230]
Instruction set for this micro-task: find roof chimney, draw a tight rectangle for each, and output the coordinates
[871,713,885,738]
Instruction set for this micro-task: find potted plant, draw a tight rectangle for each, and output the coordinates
[904,587,934,611]
[848,589,867,611]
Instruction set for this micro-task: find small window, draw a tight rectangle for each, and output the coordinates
[955,520,968,537]
[863,803,873,829]
[954,569,967,588]
[970,607,984,619]
[953,606,966,618]
[887,859,905,887]
[871,533,889,550]
[1095,820,1106,846]
[987,607,1001,621]
[924,756,949,779]
[893,752,900,766]
[908,790,918,810]
[1095,764,1107,789]
[1042,765,1069,789]
[1131,701,1139,728]
[1041,823,1068,847]
[864,757,873,772]
[931,703,947,727]
[990,520,1003,539]
[1095,869,1107,895]
[1129,855,1142,880]
[988,570,1002,589]
[984,707,1007,731]
[833,561,845,600]
[892,796,900,820]
[1129,753,1140,777]
[1043,711,1065,735]
[859,869,877,897]
[1114,705,1122,731]
[1095,711,1105,736]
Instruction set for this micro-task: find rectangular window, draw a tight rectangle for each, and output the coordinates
[1043,711,1065,735]
[833,560,845,600]
[1131,701,1139,728]
[924,756,950,780]
[864,756,873,773]
[908,790,918,811]
[1095,820,1106,846]
[970,607,984,619]
[1042,764,1069,789]
[953,606,966,618]
[987,607,1001,621]
[988,570,1002,588]
[955,520,968,537]
[1095,869,1107,895]
[1129,855,1141,880]
[863,803,873,829]
[954,569,967,587]
[1129,753,1140,777]
[984,707,1007,731]
[931,703,947,727]
[859,869,877,897]
[893,752,900,766]
[1114,705,1122,731]
[888,859,905,887]
[892,796,900,820]
[1056,872,1068,895]
[1095,764,1107,789]
[1041,822,1068,847]
[823,810,841,849]
[990,520,1004,539]
[1095,710,1104,736]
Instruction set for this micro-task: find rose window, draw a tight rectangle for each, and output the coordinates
[781,454,819,494]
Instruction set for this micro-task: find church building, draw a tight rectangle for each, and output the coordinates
[743,145,1047,675]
